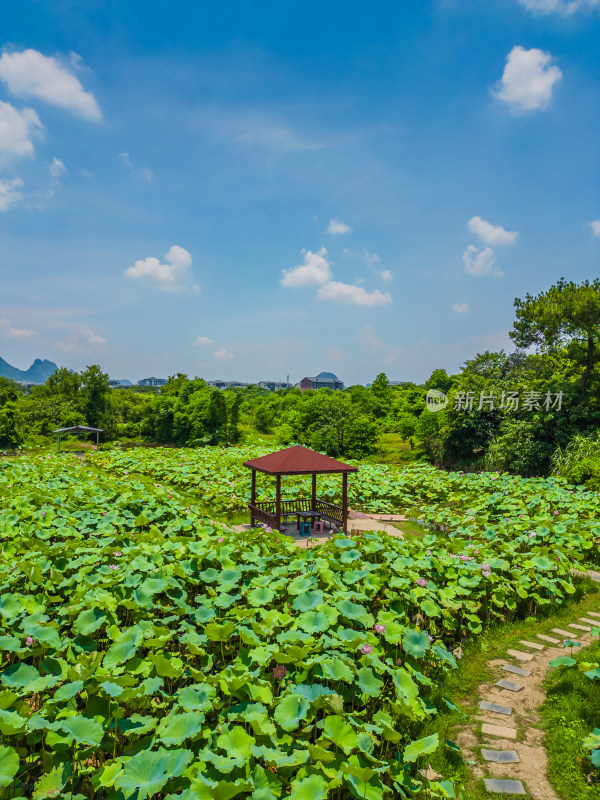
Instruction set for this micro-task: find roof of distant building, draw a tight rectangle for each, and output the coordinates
[315,371,340,380]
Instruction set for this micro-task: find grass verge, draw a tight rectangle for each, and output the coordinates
[541,637,600,798]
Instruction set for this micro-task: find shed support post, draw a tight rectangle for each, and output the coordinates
[96,432,99,449]
[342,472,348,534]
[57,434,61,454]
[275,474,281,532]
[250,469,256,526]
[311,473,317,512]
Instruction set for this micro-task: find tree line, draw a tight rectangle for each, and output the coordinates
[1,278,599,486]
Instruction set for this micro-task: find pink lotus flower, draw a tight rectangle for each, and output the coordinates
[426,550,432,556]
[396,657,402,665]
[109,564,119,570]
[26,636,34,646]
[428,635,435,643]
[41,511,46,516]
[374,624,385,633]
[272,664,287,679]
[217,537,224,543]
[360,644,373,655]
[553,510,559,516]
[113,551,122,557]
[459,555,470,562]
[102,512,107,516]
[417,578,427,587]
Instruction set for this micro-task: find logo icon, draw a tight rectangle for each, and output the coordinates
[425,389,448,413]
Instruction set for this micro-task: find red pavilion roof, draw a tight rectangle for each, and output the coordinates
[243,445,358,475]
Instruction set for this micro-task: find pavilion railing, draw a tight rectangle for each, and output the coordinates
[249,498,344,529]
[314,499,344,526]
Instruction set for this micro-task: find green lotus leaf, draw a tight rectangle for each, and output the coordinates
[345,774,385,800]
[585,667,600,680]
[117,714,156,736]
[292,591,324,611]
[54,680,84,701]
[248,586,274,606]
[357,666,383,697]
[60,715,104,746]
[0,595,22,620]
[382,621,405,644]
[0,709,27,736]
[0,746,19,787]
[101,680,124,697]
[402,629,430,658]
[205,621,236,641]
[201,748,244,773]
[296,610,333,633]
[287,575,317,595]
[549,656,577,667]
[115,748,193,799]
[336,599,374,628]
[194,606,216,623]
[149,652,183,678]
[590,749,600,767]
[0,636,20,652]
[403,732,439,762]
[103,626,142,670]
[421,599,441,617]
[199,567,220,582]
[157,711,204,745]
[191,777,253,800]
[217,725,255,758]
[2,663,41,689]
[177,683,216,712]
[293,683,336,702]
[322,715,358,754]
[274,694,310,731]
[32,763,66,800]
[250,744,310,767]
[321,657,354,683]
[134,512,151,527]
[289,774,327,800]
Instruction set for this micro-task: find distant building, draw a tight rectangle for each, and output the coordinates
[258,380,293,391]
[208,380,249,390]
[137,377,167,387]
[297,371,345,391]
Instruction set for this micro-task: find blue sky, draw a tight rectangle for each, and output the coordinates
[1,0,598,384]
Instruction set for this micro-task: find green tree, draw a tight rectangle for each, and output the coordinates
[510,278,600,396]
[80,365,114,432]
[424,368,454,394]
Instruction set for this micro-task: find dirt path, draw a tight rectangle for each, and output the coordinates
[455,626,597,797]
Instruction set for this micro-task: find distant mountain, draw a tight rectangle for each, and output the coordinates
[0,357,58,383]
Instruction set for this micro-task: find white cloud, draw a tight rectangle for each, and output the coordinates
[327,219,352,235]
[467,216,519,246]
[462,245,504,277]
[0,177,24,211]
[588,219,600,237]
[281,248,333,287]
[0,101,43,163]
[316,281,392,307]
[124,245,193,291]
[493,46,562,113]
[452,302,471,314]
[355,323,386,349]
[0,318,37,338]
[519,0,599,13]
[0,49,101,120]
[54,326,106,353]
[193,336,213,346]
[213,347,234,362]
[380,269,394,284]
[48,157,67,179]
[119,152,153,183]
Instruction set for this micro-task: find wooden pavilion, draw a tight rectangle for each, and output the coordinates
[243,445,358,534]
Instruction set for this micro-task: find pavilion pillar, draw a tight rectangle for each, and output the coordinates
[250,469,256,526]
[57,434,61,454]
[275,474,281,532]
[342,472,348,534]
[311,473,317,512]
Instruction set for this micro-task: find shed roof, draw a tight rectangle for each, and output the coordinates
[243,445,358,475]
[54,425,103,433]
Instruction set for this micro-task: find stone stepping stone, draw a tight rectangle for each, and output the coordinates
[586,611,600,618]
[519,639,544,650]
[552,627,578,637]
[502,664,531,677]
[483,778,526,795]
[537,633,560,644]
[507,648,534,662]
[496,678,523,692]
[480,700,512,715]
[568,622,592,632]
[579,618,599,626]
[481,722,517,740]
[481,749,521,763]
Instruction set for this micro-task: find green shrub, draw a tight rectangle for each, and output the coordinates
[552,431,600,490]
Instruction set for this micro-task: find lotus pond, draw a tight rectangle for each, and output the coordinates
[0,450,596,799]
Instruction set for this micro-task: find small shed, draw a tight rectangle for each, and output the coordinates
[54,425,103,453]
[243,445,358,533]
